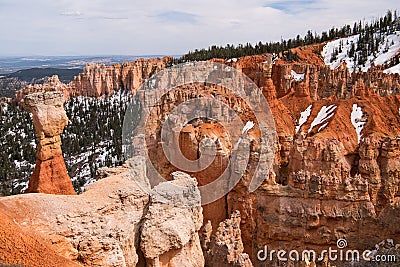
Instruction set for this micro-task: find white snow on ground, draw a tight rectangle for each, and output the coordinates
[351,104,366,144]
[322,35,359,72]
[242,121,255,134]
[291,70,305,81]
[383,62,400,74]
[308,105,337,133]
[226,58,238,63]
[322,31,400,73]
[295,105,312,133]
[363,32,400,72]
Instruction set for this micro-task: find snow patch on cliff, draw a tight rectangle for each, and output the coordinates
[351,104,366,143]
[295,105,312,133]
[242,121,255,134]
[322,35,359,72]
[291,70,305,81]
[308,105,337,133]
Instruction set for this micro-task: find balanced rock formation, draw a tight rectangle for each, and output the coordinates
[23,91,75,195]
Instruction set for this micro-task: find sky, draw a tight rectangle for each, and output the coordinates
[0,0,398,56]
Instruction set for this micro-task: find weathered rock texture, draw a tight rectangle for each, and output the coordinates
[102,53,399,266]
[0,209,81,267]
[0,157,205,267]
[23,91,75,195]
[14,54,400,104]
[14,75,70,103]
[137,81,273,235]
[140,171,204,267]
[9,46,400,266]
[202,211,253,267]
[223,52,400,266]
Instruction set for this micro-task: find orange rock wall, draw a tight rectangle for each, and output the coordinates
[12,52,400,266]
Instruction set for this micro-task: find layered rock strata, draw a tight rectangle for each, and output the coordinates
[9,49,400,266]
[119,56,400,266]
[14,57,172,102]
[14,53,400,104]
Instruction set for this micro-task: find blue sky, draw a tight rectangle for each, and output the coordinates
[0,0,398,56]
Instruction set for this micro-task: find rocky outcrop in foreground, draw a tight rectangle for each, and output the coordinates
[22,91,75,195]
[0,209,80,267]
[0,157,204,267]
[141,171,204,266]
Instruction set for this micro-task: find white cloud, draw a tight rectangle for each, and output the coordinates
[60,11,82,17]
[0,0,398,56]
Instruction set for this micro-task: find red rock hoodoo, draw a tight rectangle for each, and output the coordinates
[23,91,75,195]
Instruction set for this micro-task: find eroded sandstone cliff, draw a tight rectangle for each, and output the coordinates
[14,57,173,102]
[123,54,400,266]
[7,48,400,266]
[70,57,172,97]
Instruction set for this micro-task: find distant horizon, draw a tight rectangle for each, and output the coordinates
[0,54,178,58]
[0,55,179,74]
[0,1,397,56]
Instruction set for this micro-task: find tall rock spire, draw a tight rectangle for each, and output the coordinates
[23,91,75,195]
